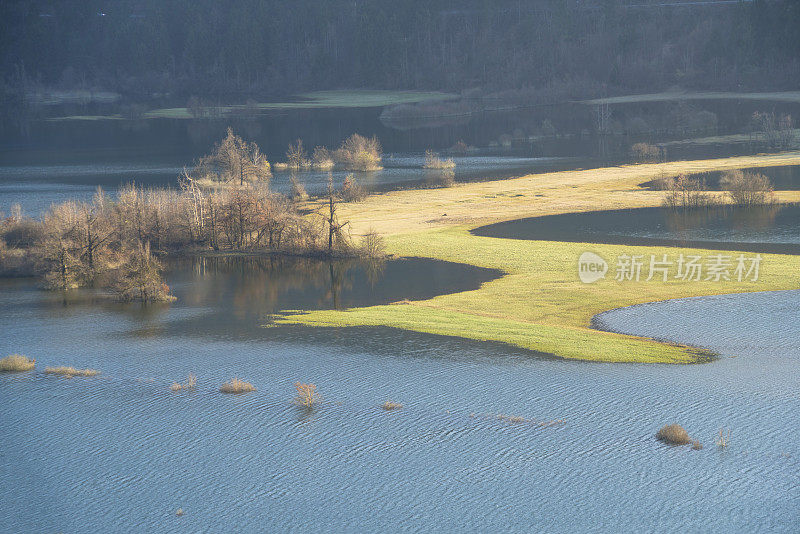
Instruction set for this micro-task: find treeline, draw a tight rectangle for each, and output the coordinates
[0,131,384,301]
[2,0,799,99]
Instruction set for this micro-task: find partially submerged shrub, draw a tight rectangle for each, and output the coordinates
[662,175,715,209]
[656,423,691,445]
[44,366,100,377]
[112,241,175,302]
[286,139,310,169]
[0,354,35,372]
[293,382,320,407]
[170,373,197,391]
[334,134,382,171]
[219,377,256,394]
[312,146,335,170]
[381,401,403,410]
[450,140,469,155]
[715,428,730,448]
[423,150,455,169]
[720,170,775,206]
[691,440,704,450]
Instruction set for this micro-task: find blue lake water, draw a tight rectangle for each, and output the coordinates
[2,256,798,532]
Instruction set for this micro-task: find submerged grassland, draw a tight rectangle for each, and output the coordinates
[273,152,800,363]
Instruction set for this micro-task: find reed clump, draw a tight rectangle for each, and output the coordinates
[715,428,730,448]
[381,401,403,410]
[423,149,456,169]
[219,377,256,394]
[170,373,197,391]
[656,423,691,445]
[293,382,320,407]
[44,366,100,377]
[0,354,36,372]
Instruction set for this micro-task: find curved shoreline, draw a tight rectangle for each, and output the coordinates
[272,153,800,363]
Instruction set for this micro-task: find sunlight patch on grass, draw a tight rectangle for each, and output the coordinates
[275,154,800,364]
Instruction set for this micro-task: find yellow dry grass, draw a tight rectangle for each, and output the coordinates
[170,373,197,391]
[381,401,403,410]
[0,354,36,372]
[44,366,100,377]
[219,377,256,394]
[275,152,800,363]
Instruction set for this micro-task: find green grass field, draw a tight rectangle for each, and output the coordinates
[275,153,800,363]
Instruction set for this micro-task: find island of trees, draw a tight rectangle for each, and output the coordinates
[0,130,385,301]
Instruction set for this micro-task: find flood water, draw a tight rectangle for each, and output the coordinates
[473,204,800,254]
[3,98,800,532]
[2,254,799,532]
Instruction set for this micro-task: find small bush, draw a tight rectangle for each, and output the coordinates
[219,377,256,394]
[656,423,691,445]
[425,169,455,188]
[450,140,469,155]
[691,440,703,450]
[286,139,310,169]
[631,143,663,163]
[662,175,716,209]
[423,150,455,169]
[358,229,386,259]
[44,366,100,377]
[0,354,36,372]
[171,373,197,391]
[290,175,309,201]
[381,401,403,410]
[721,170,775,206]
[341,174,366,202]
[294,382,320,407]
[333,134,382,171]
[273,162,289,171]
[312,146,335,170]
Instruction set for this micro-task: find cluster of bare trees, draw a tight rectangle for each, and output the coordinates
[0,130,387,300]
[662,171,775,210]
[275,134,382,172]
[751,112,796,150]
[0,189,174,301]
[192,128,271,186]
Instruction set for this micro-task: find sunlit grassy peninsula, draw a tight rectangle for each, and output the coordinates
[273,152,800,363]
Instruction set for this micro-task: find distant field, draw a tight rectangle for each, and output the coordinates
[582,91,800,105]
[43,90,457,121]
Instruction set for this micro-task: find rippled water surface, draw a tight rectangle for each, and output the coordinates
[2,255,798,532]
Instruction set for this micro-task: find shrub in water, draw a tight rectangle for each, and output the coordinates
[656,423,691,445]
[0,354,36,372]
[294,382,320,407]
[219,377,256,394]
[44,366,100,377]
